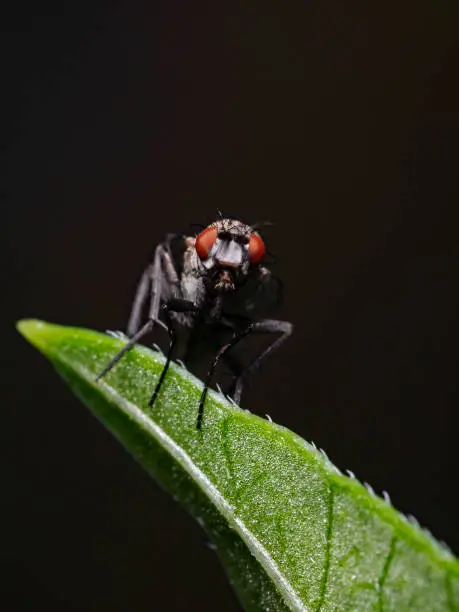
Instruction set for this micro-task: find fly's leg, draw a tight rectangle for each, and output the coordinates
[197,323,253,430]
[126,264,153,338]
[96,319,156,381]
[229,319,292,404]
[148,303,176,407]
[220,352,244,399]
[149,298,198,407]
[96,241,178,381]
[127,236,181,337]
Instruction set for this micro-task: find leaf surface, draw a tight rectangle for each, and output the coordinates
[18,320,459,611]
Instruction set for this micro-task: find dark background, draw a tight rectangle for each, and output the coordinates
[3,1,459,610]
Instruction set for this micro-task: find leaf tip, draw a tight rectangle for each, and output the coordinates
[16,318,51,351]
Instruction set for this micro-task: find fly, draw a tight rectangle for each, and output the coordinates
[96,217,292,429]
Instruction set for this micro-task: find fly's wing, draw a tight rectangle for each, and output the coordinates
[127,235,185,337]
[223,266,284,320]
[166,233,187,280]
[159,234,186,303]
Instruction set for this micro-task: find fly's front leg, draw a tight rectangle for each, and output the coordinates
[230,319,292,404]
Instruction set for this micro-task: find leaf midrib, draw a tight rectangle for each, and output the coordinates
[70,358,309,612]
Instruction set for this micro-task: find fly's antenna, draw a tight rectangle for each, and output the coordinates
[263,250,277,265]
[252,220,275,231]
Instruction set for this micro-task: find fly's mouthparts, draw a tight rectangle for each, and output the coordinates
[215,268,235,290]
[216,259,239,269]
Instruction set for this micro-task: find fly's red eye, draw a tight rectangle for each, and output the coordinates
[195,226,218,259]
[248,233,265,264]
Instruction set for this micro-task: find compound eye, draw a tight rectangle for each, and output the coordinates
[195,226,218,259]
[248,233,265,265]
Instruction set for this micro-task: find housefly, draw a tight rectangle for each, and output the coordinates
[97,217,292,429]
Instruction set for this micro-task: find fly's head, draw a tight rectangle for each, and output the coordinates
[189,218,266,294]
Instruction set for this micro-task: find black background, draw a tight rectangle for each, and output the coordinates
[3,1,459,610]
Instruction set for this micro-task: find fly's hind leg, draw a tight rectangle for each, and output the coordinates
[197,323,254,430]
[222,352,244,401]
[230,319,292,404]
[96,239,180,381]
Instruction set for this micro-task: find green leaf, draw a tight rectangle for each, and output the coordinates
[17,319,459,611]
